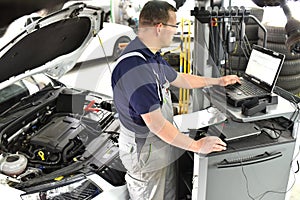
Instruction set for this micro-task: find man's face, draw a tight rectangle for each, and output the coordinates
[159,10,177,48]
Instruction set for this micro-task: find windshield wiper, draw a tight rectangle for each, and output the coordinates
[0,85,60,117]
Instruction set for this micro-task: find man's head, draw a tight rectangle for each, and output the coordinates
[139,1,177,28]
[138,1,178,51]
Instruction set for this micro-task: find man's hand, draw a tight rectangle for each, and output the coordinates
[141,109,227,154]
[194,136,227,154]
[219,75,241,86]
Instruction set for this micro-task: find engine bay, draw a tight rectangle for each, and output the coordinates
[0,86,123,190]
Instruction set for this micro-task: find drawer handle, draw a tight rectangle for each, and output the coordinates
[217,152,282,168]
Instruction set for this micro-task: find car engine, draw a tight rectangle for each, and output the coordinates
[0,86,123,190]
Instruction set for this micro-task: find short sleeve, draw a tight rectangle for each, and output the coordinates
[164,63,178,82]
[112,56,161,115]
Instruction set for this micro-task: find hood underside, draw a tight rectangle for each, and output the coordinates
[0,3,103,89]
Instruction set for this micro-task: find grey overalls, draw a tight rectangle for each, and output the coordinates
[116,52,183,200]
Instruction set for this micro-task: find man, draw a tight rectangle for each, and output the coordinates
[111,1,240,199]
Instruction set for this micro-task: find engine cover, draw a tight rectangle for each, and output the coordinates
[30,116,84,152]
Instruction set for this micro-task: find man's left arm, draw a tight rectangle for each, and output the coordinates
[170,73,241,89]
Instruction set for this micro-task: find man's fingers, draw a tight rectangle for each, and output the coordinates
[218,139,227,147]
[214,143,227,151]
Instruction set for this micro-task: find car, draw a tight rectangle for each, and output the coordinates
[62,0,136,62]
[62,0,111,22]
[0,1,136,63]
[0,12,44,48]
[76,22,136,62]
[0,3,128,200]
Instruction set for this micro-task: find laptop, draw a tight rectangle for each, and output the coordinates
[225,44,285,107]
[207,118,261,142]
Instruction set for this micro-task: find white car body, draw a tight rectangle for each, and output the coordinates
[0,174,128,200]
[0,3,136,64]
[0,3,128,200]
[62,0,136,62]
[77,22,136,63]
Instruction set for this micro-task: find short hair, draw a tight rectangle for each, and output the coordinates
[139,1,177,27]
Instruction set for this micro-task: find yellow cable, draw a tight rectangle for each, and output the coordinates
[185,19,192,113]
[177,18,193,114]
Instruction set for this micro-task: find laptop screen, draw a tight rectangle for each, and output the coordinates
[245,45,284,86]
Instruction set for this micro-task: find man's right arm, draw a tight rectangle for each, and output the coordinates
[141,108,227,154]
[171,73,241,89]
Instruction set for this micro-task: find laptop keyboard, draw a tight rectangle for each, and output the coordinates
[228,79,267,95]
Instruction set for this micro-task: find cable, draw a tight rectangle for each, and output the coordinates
[234,22,252,59]
[215,21,236,75]
[209,16,220,64]
[97,34,113,74]
[199,24,211,57]
[256,174,296,200]
[74,102,107,136]
[271,102,300,132]
[226,145,256,199]
[295,160,300,173]
[198,20,224,77]
[226,144,297,200]
[237,23,252,59]
[235,23,242,76]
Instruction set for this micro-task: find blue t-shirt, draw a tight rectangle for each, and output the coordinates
[111,37,177,134]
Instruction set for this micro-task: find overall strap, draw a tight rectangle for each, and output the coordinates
[115,51,146,66]
[115,51,163,106]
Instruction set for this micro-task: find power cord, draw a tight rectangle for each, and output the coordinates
[97,34,113,74]
[226,144,297,200]
[261,125,282,140]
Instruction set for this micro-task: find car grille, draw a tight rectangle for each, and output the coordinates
[52,180,102,200]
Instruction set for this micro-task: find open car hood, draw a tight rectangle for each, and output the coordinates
[0,3,103,90]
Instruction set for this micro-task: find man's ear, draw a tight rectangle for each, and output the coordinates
[156,23,163,35]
